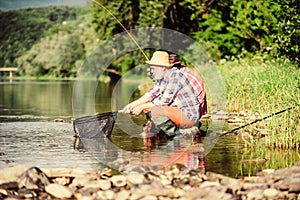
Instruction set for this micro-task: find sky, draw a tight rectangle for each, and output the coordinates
[0,0,89,11]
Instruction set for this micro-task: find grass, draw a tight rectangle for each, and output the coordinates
[217,57,300,149]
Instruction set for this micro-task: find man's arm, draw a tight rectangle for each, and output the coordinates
[122,95,151,114]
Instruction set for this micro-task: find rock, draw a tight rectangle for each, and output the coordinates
[203,186,230,200]
[0,181,18,190]
[0,188,8,196]
[263,188,279,199]
[183,188,208,199]
[116,189,130,200]
[274,173,300,193]
[126,173,145,185]
[247,189,264,200]
[45,183,73,199]
[243,183,270,190]
[53,177,71,185]
[140,195,157,200]
[289,183,300,193]
[17,188,38,199]
[110,175,127,187]
[2,162,300,200]
[0,165,28,183]
[85,179,111,190]
[259,169,275,175]
[96,190,115,200]
[206,171,242,192]
[199,181,220,188]
[17,167,50,190]
[43,167,88,178]
[159,175,172,186]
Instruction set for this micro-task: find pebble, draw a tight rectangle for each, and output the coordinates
[126,173,145,185]
[84,179,111,190]
[199,180,220,188]
[263,188,279,199]
[247,189,264,200]
[110,175,127,187]
[0,162,300,200]
[45,183,73,199]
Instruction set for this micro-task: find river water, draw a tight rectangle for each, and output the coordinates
[0,80,298,178]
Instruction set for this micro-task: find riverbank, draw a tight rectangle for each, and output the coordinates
[1,162,299,200]
[217,58,300,150]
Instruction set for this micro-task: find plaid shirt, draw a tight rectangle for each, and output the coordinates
[180,67,207,116]
[145,67,200,122]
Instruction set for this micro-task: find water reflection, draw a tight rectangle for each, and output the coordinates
[74,130,206,173]
[0,81,299,178]
[0,81,73,120]
[0,122,98,171]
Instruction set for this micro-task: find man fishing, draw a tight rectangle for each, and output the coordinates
[123,51,204,138]
[169,53,207,118]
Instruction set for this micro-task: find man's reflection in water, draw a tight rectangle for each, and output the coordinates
[140,131,206,173]
[74,132,206,173]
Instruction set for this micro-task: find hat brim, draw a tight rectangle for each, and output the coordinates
[146,61,173,67]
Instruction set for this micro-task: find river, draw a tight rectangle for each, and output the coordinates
[0,80,298,178]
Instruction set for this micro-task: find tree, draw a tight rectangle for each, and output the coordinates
[273,0,300,64]
[228,0,278,51]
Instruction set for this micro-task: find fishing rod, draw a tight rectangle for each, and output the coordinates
[211,105,298,140]
[92,0,149,61]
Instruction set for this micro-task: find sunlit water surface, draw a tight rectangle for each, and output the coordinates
[0,81,298,177]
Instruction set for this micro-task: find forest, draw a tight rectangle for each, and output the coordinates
[0,1,299,149]
[0,0,299,78]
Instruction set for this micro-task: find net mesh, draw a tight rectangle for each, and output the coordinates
[73,112,117,138]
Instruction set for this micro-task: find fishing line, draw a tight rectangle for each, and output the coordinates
[92,0,149,61]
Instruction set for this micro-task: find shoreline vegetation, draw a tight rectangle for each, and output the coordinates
[217,58,299,150]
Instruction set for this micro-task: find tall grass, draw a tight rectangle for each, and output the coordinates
[217,57,300,149]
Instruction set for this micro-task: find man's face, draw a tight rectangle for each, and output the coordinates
[150,65,165,80]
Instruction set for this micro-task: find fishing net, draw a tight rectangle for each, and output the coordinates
[73,112,117,138]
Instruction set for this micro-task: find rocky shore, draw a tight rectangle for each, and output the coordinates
[0,162,299,200]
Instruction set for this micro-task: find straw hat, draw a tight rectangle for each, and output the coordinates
[146,51,173,67]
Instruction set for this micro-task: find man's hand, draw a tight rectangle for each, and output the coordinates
[122,104,132,114]
[131,104,145,115]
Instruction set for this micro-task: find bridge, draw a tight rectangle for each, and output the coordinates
[0,67,18,82]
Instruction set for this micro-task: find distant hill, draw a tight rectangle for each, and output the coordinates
[0,6,90,74]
